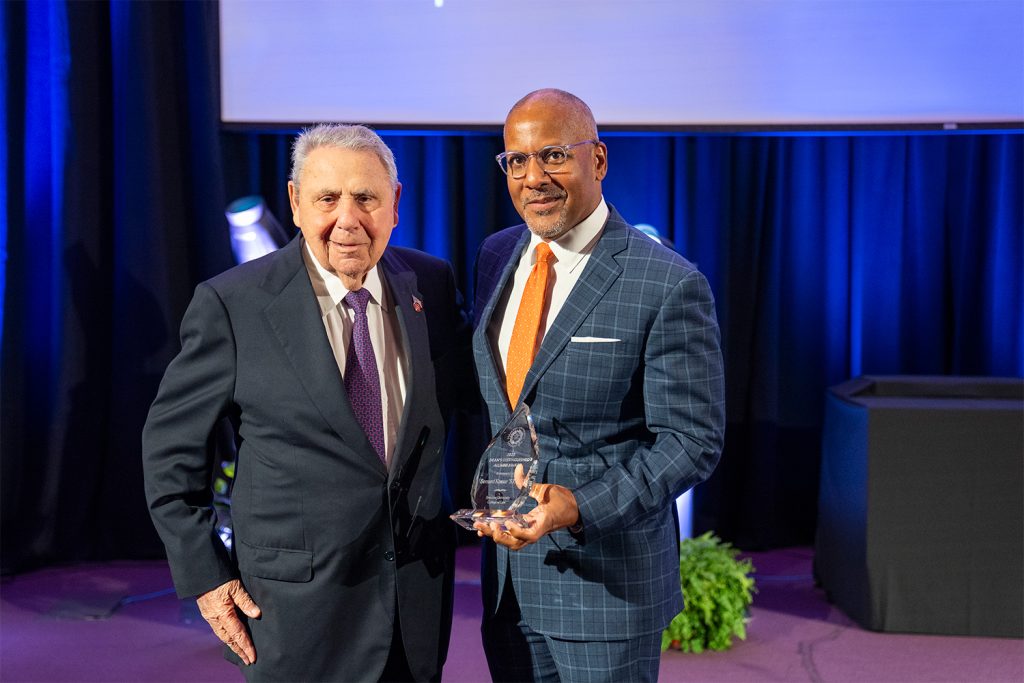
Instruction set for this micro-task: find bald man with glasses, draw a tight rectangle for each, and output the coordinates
[470,89,726,682]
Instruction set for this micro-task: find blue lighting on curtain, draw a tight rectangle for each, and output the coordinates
[0,1,8,346]
[423,137,452,262]
[22,0,71,397]
[604,133,1024,384]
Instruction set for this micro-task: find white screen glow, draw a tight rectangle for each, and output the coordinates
[220,0,1024,128]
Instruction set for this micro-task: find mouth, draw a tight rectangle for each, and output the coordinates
[328,239,368,253]
[525,193,565,212]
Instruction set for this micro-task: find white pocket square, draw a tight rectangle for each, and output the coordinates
[570,336,621,343]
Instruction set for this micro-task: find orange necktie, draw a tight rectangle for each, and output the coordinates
[506,242,555,407]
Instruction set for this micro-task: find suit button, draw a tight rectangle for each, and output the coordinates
[384,550,395,561]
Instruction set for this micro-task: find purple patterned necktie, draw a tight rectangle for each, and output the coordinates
[344,289,385,462]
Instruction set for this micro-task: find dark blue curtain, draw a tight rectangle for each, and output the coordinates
[3,1,1021,571]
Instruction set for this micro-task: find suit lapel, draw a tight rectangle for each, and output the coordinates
[473,229,531,413]
[379,250,431,482]
[517,211,630,403]
[262,238,385,473]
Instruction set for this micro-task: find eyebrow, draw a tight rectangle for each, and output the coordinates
[309,187,381,199]
[505,144,562,156]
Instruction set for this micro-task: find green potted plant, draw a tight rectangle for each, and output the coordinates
[662,531,756,653]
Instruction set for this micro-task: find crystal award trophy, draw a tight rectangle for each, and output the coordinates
[450,403,539,531]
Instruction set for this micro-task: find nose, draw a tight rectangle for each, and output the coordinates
[333,197,363,230]
[521,154,550,186]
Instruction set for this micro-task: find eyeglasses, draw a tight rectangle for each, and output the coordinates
[495,140,599,179]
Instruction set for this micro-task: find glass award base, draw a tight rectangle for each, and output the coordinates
[450,509,531,532]
[449,403,540,532]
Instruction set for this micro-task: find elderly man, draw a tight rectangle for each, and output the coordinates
[472,89,726,682]
[143,124,468,681]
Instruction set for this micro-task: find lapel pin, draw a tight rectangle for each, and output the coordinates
[412,296,423,313]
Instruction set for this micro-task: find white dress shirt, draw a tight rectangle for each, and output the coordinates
[489,198,609,380]
[303,244,408,467]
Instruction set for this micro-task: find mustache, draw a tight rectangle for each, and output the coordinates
[523,191,566,206]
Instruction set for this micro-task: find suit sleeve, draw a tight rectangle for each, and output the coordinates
[571,269,726,541]
[142,282,239,597]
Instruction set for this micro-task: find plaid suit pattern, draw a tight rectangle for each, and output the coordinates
[473,205,726,641]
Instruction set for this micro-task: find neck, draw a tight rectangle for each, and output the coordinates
[339,272,367,292]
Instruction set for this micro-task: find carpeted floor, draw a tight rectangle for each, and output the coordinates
[1,545,1021,682]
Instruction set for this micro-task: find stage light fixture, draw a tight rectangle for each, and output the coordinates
[216,196,293,550]
[225,195,291,265]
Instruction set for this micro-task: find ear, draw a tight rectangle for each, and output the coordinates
[593,142,609,181]
[287,181,301,225]
[392,182,402,225]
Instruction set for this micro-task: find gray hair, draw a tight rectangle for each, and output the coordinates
[290,123,398,190]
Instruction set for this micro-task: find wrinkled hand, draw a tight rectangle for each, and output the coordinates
[474,465,579,551]
[196,579,261,666]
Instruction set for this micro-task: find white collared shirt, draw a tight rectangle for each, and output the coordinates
[303,243,408,467]
[489,198,610,380]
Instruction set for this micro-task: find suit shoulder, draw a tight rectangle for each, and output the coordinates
[388,245,452,274]
[478,225,527,270]
[200,238,306,305]
[480,225,527,254]
[621,226,701,279]
[610,225,714,306]
[203,248,280,293]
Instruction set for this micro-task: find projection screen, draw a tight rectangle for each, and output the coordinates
[219,0,1024,129]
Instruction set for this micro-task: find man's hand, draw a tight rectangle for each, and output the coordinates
[475,465,580,550]
[196,579,261,666]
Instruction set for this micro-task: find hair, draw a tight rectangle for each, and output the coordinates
[290,123,398,190]
[505,88,600,141]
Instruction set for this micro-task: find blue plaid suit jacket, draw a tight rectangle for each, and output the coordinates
[473,205,726,640]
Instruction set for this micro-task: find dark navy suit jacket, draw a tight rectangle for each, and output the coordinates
[143,235,468,681]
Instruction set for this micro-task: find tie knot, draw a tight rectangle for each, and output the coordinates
[345,288,371,314]
[535,242,555,264]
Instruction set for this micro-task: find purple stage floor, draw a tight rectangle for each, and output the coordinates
[1,545,1021,682]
